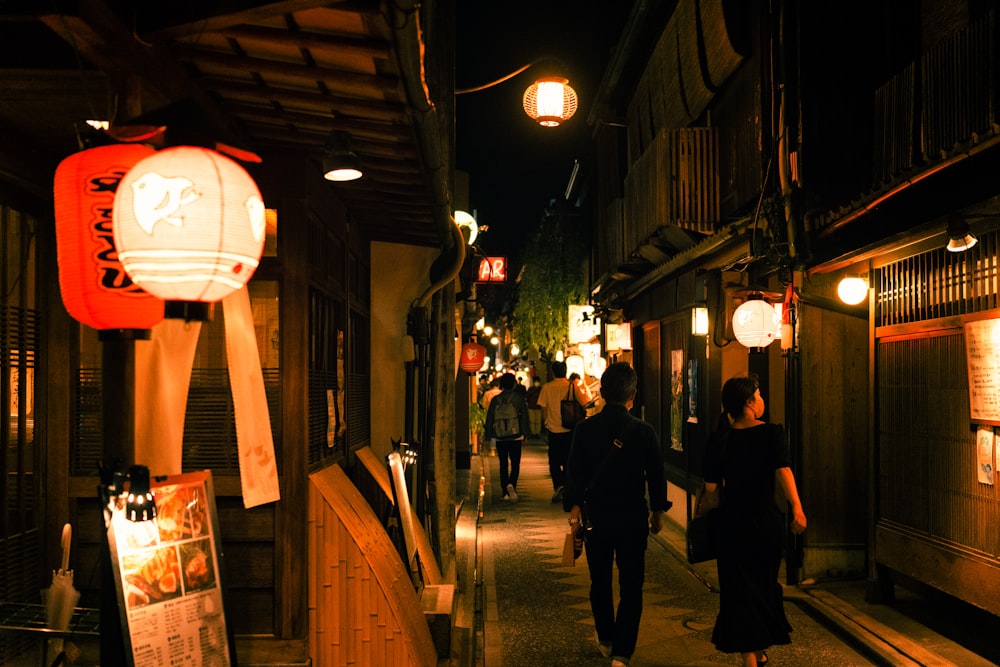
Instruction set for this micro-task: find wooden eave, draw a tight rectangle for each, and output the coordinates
[4,0,446,247]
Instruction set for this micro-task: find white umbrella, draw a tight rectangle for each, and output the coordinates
[45,523,81,659]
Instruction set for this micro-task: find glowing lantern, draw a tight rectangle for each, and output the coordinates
[53,143,164,331]
[732,298,779,348]
[522,77,578,127]
[459,343,487,373]
[113,146,266,311]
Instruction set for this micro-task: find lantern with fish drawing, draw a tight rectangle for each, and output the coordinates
[54,143,165,333]
[113,146,266,320]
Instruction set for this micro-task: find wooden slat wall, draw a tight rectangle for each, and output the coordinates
[623,128,719,254]
[308,465,437,667]
[876,227,1000,328]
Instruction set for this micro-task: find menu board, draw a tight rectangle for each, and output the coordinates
[964,318,1000,424]
[107,470,234,666]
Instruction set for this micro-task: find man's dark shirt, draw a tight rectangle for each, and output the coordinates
[562,404,669,518]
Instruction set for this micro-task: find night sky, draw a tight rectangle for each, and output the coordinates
[455,2,635,263]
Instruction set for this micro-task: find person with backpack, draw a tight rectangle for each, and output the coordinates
[485,373,531,501]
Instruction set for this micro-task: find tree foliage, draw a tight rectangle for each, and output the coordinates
[511,207,589,358]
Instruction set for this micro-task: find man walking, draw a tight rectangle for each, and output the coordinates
[484,373,530,501]
[536,360,584,502]
[563,362,670,667]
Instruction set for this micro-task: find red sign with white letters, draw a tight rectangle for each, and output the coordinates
[477,257,507,282]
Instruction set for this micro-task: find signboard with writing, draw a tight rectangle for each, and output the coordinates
[477,257,507,282]
[964,318,1000,424]
[107,470,235,666]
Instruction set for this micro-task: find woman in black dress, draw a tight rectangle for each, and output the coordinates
[704,375,807,667]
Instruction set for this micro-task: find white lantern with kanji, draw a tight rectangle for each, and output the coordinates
[113,146,266,306]
[732,298,779,348]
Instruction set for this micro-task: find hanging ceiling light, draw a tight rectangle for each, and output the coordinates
[946,215,977,252]
[323,131,363,182]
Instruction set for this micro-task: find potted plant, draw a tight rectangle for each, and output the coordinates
[469,401,487,453]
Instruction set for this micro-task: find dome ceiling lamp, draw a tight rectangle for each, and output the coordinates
[322,130,363,182]
[457,59,578,127]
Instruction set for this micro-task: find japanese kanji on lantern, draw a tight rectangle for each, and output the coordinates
[53,143,165,332]
[112,146,266,316]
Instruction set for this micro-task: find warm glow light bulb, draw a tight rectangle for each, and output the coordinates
[838,277,868,305]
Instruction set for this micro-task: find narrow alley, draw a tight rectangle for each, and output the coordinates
[469,440,1000,667]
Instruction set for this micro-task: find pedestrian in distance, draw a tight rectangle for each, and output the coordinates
[563,361,671,667]
[703,374,807,667]
[526,376,543,438]
[536,360,585,503]
[484,372,530,502]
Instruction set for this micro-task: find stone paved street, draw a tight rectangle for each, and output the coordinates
[476,439,998,667]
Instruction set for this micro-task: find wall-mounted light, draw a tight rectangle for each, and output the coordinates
[692,306,709,335]
[946,215,977,252]
[509,343,520,357]
[322,131,363,182]
[837,276,868,305]
[732,296,779,349]
[455,210,478,245]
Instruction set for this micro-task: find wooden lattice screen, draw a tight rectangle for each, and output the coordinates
[876,226,1000,327]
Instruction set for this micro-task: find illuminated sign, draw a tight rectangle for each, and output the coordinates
[477,257,507,283]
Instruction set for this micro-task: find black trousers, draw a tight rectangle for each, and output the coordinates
[546,429,572,489]
[496,439,522,492]
[584,512,649,660]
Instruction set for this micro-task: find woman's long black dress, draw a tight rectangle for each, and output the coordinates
[703,423,793,654]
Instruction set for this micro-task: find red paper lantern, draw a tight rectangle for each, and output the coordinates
[460,343,487,373]
[113,146,266,306]
[53,143,165,331]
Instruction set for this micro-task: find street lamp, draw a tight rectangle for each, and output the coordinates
[457,60,579,127]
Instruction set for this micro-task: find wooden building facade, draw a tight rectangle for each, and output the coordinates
[0,2,458,665]
[586,0,1000,614]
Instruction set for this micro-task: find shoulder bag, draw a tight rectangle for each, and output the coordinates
[560,383,587,429]
[686,431,727,564]
[686,485,721,564]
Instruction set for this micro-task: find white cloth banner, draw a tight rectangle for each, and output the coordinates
[223,288,281,508]
[135,319,203,476]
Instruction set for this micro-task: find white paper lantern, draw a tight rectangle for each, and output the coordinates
[732,298,779,348]
[113,146,266,305]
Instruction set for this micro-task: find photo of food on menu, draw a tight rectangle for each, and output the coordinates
[114,478,219,609]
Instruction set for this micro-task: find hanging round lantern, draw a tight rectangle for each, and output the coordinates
[113,146,266,316]
[522,77,578,127]
[54,143,165,332]
[459,342,487,373]
[732,297,779,348]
